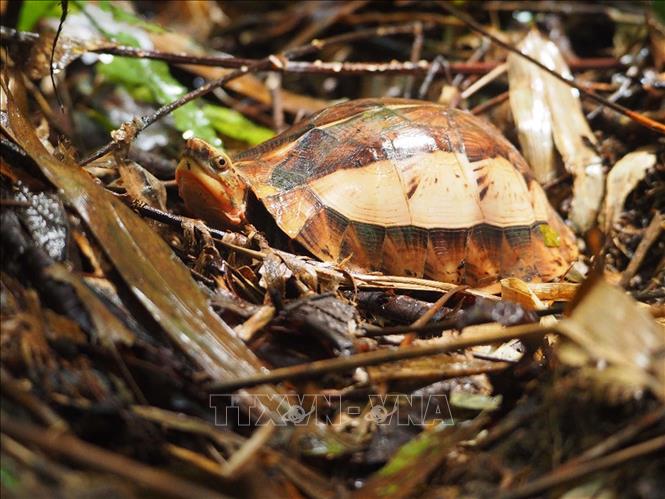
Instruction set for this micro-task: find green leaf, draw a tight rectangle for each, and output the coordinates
[18,0,60,31]
[654,1,665,25]
[96,32,222,146]
[0,466,19,491]
[539,223,561,248]
[98,0,165,33]
[449,392,502,411]
[203,105,275,145]
[377,434,438,477]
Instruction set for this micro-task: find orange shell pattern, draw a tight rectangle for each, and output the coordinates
[232,98,577,285]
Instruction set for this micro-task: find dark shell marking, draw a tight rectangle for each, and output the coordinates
[232,98,577,285]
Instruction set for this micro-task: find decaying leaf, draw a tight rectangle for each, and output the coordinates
[601,149,657,232]
[3,75,263,381]
[500,277,545,310]
[25,30,113,80]
[558,279,665,400]
[46,264,135,347]
[118,160,167,211]
[508,30,605,233]
[359,416,488,498]
[3,72,357,452]
[526,281,579,301]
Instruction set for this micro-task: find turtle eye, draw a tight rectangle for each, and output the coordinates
[211,155,228,171]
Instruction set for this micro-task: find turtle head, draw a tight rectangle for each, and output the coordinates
[176,138,248,228]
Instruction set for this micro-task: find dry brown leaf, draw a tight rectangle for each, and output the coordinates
[3,74,263,381]
[526,282,579,301]
[46,265,135,347]
[508,30,605,232]
[500,277,546,310]
[601,149,657,232]
[558,280,665,400]
[118,160,168,211]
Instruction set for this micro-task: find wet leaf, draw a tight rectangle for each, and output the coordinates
[46,264,135,347]
[96,32,222,147]
[202,105,274,146]
[507,34,556,184]
[4,76,262,381]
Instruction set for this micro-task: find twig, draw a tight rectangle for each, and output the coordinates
[1,415,230,499]
[418,54,446,99]
[471,90,509,115]
[400,284,467,346]
[266,72,285,131]
[80,23,430,165]
[619,212,663,287]
[1,369,68,430]
[497,435,665,499]
[439,2,665,135]
[207,322,553,391]
[363,304,563,338]
[91,43,621,76]
[404,21,424,98]
[235,305,276,342]
[564,405,665,465]
[49,0,68,112]
[460,62,507,100]
[453,37,491,91]
[342,11,463,27]
[284,0,368,50]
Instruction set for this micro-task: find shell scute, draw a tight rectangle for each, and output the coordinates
[232,98,577,284]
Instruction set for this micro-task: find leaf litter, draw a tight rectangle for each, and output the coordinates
[1,2,664,498]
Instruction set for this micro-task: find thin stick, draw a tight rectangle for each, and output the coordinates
[460,62,507,100]
[92,43,620,75]
[207,322,552,391]
[471,90,509,115]
[564,406,665,465]
[620,212,663,287]
[497,435,665,499]
[439,2,665,135]
[363,304,563,338]
[400,284,467,346]
[404,21,424,98]
[80,23,426,165]
[1,415,230,499]
[418,55,446,99]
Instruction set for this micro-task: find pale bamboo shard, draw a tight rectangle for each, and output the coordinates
[508,30,604,233]
[507,33,556,184]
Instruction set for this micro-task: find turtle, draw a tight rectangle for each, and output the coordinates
[176,98,577,286]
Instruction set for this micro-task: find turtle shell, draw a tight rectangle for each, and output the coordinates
[232,98,577,285]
